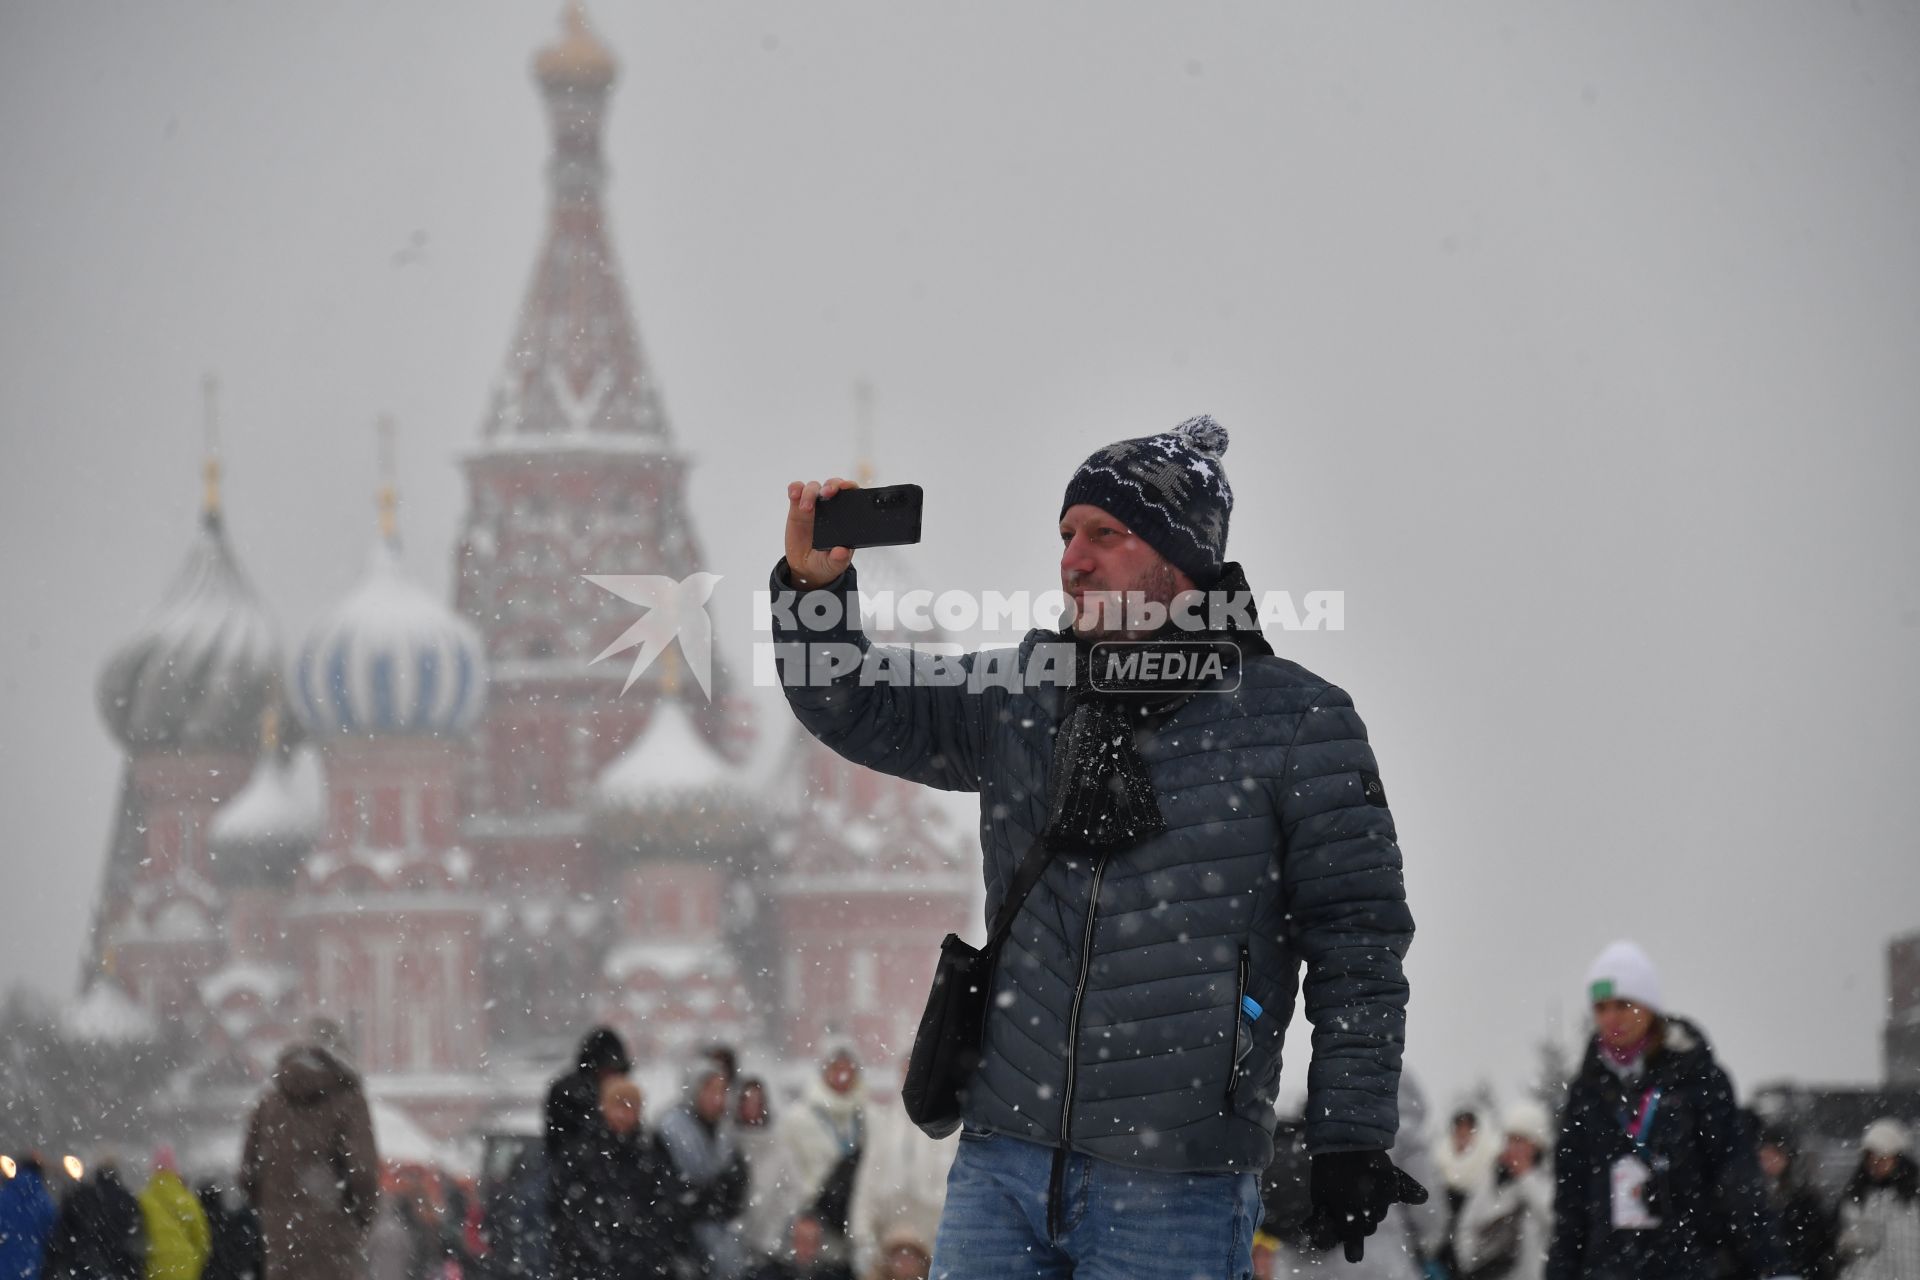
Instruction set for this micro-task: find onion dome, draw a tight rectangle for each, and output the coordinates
[209,706,324,889]
[293,541,487,739]
[97,509,280,754]
[535,1,617,90]
[590,680,760,860]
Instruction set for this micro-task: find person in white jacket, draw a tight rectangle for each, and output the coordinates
[763,1042,867,1266]
[1839,1118,1920,1280]
[1437,1104,1500,1276]
[1456,1101,1556,1280]
[848,1061,957,1275]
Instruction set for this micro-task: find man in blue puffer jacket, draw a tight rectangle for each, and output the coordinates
[771,415,1423,1278]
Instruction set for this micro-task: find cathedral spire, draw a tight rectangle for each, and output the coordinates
[480,3,671,447]
[535,1,617,209]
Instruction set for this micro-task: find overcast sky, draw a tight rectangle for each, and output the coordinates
[2,2,1916,1112]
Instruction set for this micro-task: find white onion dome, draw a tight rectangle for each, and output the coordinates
[293,542,487,739]
[65,980,158,1045]
[590,696,760,859]
[209,744,324,888]
[98,511,280,754]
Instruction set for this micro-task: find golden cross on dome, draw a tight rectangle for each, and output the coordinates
[853,378,875,487]
[260,696,281,755]
[659,641,682,698]
[201,372,223,520]
[376,414,399,544]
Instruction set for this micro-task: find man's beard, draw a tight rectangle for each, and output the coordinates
[1065,561,1184,643]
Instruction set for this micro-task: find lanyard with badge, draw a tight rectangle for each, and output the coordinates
[1610,1087,1666,1230]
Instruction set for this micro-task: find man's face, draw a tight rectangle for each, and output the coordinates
[1451,1116,1478,1155]
[1759,1144,1789,1181]
[790,1215,823,1264]
[1499,1134,1538,1177]
[824,1053,859,1096]
[1868,1151,1900,1181]
[1058,504,1195,641]
[883,1244,930,1280]
[696,1074,729,1123]
[1593,998,1655,1050]
[602,1092,640,1136]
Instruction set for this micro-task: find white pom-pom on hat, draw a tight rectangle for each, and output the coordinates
[1171,414,1229,459]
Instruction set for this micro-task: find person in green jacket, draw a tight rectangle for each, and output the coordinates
[138,1147,210,1280]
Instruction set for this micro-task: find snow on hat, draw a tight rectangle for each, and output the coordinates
[1864,1118,1912,1157]
[1502,1101,1554,1152]
[1586,940,1662,1012]
[1060,415,1234,586]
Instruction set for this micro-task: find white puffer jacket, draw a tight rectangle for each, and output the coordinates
[1456,1164,1553,1280]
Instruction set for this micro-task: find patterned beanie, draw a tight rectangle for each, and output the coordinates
[1059,415,1234,585]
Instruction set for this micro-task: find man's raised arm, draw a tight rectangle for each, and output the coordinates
[770,477,992,793]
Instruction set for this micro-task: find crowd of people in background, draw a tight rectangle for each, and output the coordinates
[1242,941,1920,1280]
[539,1028,949,1280]
[3,940,1920,1280]
[0,1149,263,1280]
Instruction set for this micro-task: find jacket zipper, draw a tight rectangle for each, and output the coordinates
[1058,853,1110,1150]
[1227,944,1251,1102]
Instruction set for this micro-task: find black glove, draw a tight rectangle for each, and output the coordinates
[1305,1150,1429,1263]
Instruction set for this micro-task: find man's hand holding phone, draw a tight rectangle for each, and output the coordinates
[785,477,859,589]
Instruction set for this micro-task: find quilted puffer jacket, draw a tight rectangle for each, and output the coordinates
[770,558,1414,1174]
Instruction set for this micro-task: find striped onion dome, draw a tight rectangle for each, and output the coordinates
[292,541,486,739]
[97,510,280,754]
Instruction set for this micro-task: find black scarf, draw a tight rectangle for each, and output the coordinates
[1039,561,1273,854]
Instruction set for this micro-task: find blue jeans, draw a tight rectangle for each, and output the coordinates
[930,1127,1262,1280]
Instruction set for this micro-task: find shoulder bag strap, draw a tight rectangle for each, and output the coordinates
[984,834,1058,953]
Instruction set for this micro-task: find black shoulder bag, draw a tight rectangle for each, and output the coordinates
[901,834,1054,1138]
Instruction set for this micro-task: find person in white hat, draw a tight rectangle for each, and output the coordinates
[1839,1118,1919,1280]
[1457,1101,1555,1280]
[761,1039,866,1269]
[1546,941,1798,1280]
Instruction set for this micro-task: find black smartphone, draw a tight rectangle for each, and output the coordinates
[811,483,924,550]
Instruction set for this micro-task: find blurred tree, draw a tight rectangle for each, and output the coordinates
[0,984,190,1161]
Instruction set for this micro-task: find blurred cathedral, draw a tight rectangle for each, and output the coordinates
[82,4,971,1154]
